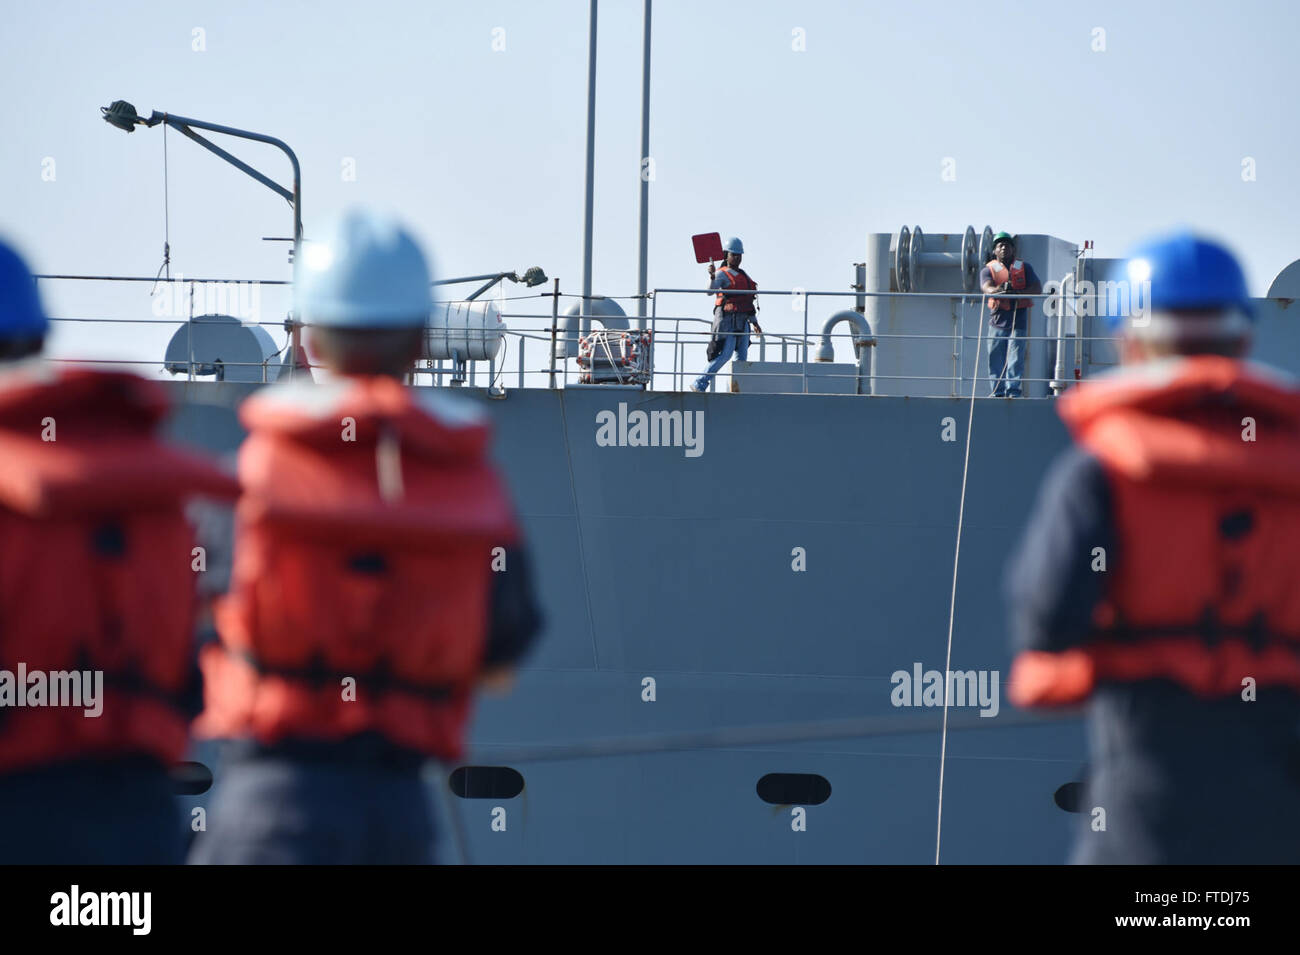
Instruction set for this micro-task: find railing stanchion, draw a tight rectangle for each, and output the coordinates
[188,281,195,383]
[649,289,658,391]
[952,299,959,397]
[548,278,560,389]
[957,295,965,398]
[674,318,680,392]
[801,292,809,394]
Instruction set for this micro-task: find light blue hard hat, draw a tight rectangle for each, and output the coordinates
[295,209,433,328]
[1112,231,1254,332]
[723,236,744,255]
[0,239,49,341]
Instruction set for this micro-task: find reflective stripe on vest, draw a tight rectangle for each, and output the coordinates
[1009,357,1300,707]
[715,267,757,312]
[987,260,1029,312]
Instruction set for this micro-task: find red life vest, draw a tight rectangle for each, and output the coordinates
[196,376,517,761]
[0,367,238,773]
[715,267,757,312]
[1010,357,1300,707]
[987,260,1030,312]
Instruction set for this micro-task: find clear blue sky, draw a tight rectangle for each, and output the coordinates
[2,0,1297,367]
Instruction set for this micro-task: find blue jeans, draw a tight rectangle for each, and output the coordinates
[987,310,1027,396]
[694,333,750,391]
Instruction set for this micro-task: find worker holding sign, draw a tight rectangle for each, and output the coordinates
[693,236,762,392]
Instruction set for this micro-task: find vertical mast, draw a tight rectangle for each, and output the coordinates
[636,0,652,328]
[581,0,598,337]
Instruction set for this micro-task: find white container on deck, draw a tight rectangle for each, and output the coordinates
[424,300,505,361]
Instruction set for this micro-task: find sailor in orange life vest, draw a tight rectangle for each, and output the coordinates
[189,210,542,864]
[693,236,762,392]
[0,238,238,863]
[980,232,1042,397]
[1004,231,1300,863]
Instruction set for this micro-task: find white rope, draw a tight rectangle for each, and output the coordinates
[150,118,172,296]
[935,292,989,864]
[162,118,170,281]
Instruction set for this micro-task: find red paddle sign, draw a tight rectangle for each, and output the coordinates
[692,233,724,264]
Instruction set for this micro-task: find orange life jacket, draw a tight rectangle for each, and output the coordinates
[0,367,238,773]
[715,267,757,312]
[196,376,517,761]
[1010,357,1300,707]
[987,260,1030,312]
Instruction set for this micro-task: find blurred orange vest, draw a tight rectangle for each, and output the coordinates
[0,368,237,772]
[197,376,516,760]
[1011,357,1300,706]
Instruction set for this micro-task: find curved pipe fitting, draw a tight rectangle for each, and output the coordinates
[814,309,875,361]
[814,309,877,395]
[557,297,630,358]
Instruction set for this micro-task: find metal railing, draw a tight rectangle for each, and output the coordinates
[32,273,1113,397]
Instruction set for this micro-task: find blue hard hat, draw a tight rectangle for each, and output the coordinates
[295,209,433,328]
[1114,231,1253,332]
[723,236,744,255]
[0,239,49,341]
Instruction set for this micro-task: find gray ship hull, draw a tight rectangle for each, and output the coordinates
[168,383,1086,863]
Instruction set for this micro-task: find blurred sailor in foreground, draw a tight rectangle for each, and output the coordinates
[0,238,236,863]
[1005,231,1300,863]
[190,210,541,864]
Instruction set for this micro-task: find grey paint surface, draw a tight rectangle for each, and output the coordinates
[165,381,1088,863]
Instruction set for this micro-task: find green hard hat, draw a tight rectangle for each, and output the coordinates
[993,231,1015,245]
